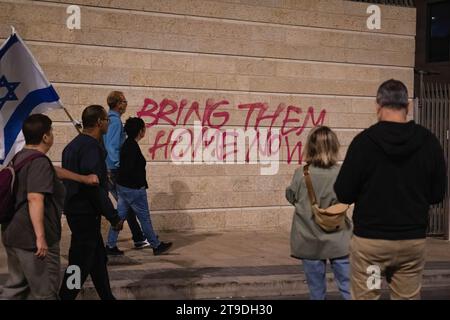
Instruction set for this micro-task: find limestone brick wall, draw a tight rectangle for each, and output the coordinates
[0,0,416,231]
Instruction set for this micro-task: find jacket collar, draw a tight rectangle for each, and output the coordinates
[108,110,121,118]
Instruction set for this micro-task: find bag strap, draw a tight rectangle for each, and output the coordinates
[303,164,318,206]
[11,152,46,172]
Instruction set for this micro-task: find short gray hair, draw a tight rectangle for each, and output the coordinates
[376,79,409,110]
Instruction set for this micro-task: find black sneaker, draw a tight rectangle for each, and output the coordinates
[105,246,124,256]
[153,242,173,256]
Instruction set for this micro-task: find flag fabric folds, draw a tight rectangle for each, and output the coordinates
[0,30,62,165]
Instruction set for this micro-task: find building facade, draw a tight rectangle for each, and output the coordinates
[0,0,416,231]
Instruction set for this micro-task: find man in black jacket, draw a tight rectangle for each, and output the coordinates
[59,105,124,300]
[334,79,446,300]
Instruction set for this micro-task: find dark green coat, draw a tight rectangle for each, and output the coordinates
[286,164,352,260]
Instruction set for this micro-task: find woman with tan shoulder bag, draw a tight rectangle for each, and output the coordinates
[286,126,352,300]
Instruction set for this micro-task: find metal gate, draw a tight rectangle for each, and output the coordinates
[414,82,450,239]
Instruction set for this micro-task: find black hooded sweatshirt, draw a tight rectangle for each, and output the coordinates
[334,120,447,240]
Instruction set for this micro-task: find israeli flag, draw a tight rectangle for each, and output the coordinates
[0,29,62,165]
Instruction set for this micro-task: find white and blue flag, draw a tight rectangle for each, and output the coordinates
[0,30,62,165]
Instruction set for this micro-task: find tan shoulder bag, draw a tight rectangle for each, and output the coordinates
[303,164,349,232]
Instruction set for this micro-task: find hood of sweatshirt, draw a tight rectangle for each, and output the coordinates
[366,120,430,157]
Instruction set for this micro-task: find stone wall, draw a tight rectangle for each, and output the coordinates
[0,0,416,231]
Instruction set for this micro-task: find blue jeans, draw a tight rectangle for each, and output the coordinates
[302,256,351,300]
[107,170,146,244]
[107,185,160,249]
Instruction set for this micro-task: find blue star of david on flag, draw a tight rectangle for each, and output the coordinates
[0,75,20,110]
[0,30,62,165]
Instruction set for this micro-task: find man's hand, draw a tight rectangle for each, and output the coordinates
[54,167,100,186]
[35,236,48,259]
[82,174,99,186]
[112,219,124,231]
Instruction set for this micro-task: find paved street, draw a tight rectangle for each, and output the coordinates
[2,228,449,299]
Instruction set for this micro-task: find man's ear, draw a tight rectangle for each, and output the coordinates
[42,132,51,145]
[375,103,381,114]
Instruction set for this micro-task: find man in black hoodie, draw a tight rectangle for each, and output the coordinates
[334,79,446,300]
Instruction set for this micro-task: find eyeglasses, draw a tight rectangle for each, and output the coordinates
[119,100,128,104]
[101,118,110,122]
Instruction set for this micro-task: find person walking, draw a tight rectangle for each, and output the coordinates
[103,91,149,254]
[1,114,98,300]
[106,117,172,256]
[59,105,124,300]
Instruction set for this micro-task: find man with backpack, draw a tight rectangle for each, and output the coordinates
[0,114,98,300]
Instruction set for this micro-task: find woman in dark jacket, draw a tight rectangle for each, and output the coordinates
[106,117,172,256]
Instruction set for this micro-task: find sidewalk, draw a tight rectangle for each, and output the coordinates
[1,225,450,299]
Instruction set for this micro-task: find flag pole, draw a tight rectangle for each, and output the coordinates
[61,105,82,134]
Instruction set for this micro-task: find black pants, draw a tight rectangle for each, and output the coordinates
[59,215,115,300]
[108,169,145,243]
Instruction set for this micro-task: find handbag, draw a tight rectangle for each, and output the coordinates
[303,164,349,232]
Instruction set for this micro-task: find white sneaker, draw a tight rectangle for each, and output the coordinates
[134,240,151,249]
